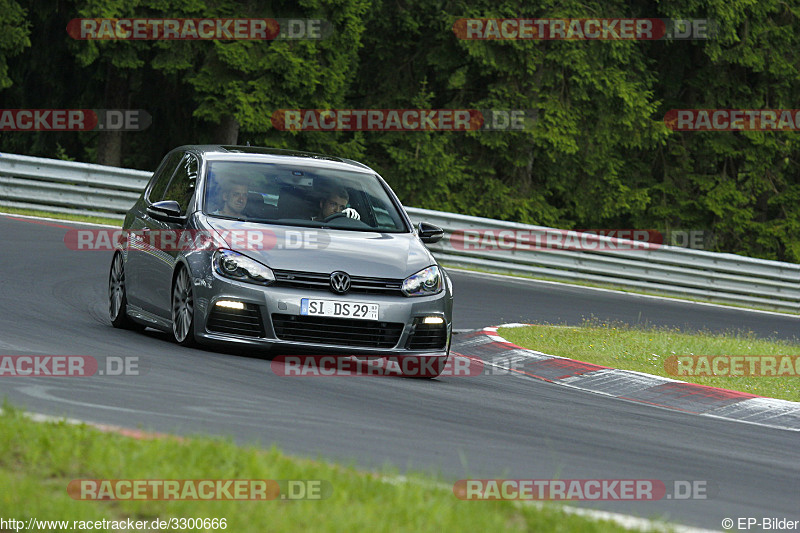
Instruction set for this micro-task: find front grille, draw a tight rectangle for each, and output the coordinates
[272,270,404,296]
[207,303,265,337]
[271,314,404,348]
[407,320,448,350]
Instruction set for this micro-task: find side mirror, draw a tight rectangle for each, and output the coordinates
[417,221,444,244]
[147,200,185,223]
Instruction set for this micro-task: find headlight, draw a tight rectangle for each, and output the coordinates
[213,249,274,285]
[402,266,443,297]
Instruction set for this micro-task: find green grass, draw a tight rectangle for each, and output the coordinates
[0,404,647,532]
[0,207,122,227]
[498,321,800,402]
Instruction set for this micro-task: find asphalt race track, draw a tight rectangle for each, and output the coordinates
[1,214,798,530]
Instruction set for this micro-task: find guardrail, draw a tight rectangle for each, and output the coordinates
[1,152,799,312]
[0,152,150,219]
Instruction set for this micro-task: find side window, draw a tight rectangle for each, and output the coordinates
[146,151,183,204]
[163,154,199,215]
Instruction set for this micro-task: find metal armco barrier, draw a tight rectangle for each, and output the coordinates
[0,152,150,219]
[1,152,798,312]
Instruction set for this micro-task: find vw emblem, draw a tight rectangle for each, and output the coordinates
[330,271,351,294]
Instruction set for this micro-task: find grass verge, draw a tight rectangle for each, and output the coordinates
[0,403,644,532]
[498,321,800,402]
[0,207,122,227]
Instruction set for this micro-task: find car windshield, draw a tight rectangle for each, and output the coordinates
[203,161,408,232]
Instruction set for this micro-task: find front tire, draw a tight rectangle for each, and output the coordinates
[171,266,197,347]
[108,252,143,331]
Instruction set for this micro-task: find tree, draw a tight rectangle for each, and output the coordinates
[0,0,31,90]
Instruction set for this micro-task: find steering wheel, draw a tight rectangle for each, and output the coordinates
[323,212,347,222]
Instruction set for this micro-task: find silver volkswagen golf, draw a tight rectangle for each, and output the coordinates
[108,145,453,377]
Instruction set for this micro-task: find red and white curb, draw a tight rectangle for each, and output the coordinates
[452,324,800,432]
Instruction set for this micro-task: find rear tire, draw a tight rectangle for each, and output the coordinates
[171,266,197,347]
[108,252,143,331]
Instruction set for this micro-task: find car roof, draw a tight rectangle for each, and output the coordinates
[171,145,375,174]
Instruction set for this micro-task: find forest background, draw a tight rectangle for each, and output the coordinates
[1,0,799,261]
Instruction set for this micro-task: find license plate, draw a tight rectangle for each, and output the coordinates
[300,298,379,320]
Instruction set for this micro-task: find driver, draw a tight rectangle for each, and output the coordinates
[314,185,360,220]
[213,179,249,218]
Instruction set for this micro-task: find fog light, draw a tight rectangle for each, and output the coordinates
[422,316,444,324]
[216,300,245,310]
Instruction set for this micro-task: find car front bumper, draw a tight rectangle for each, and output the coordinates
[191,271,452,357]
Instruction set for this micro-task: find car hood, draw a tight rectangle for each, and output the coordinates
[204,218,436,278]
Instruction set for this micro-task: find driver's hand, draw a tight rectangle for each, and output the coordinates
[342,207,360,220]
